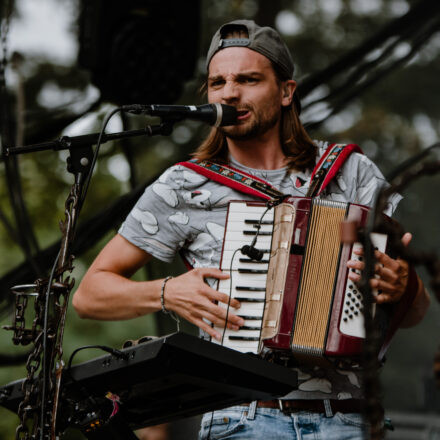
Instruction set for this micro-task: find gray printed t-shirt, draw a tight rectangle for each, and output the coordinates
[118,140,401,400]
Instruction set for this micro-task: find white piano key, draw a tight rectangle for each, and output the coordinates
[217,280,266,298]
[218,302,265,315]
[227,202,271,214]
[220,260,269,271]
[223,342,260,354]
[224,291,266,300]
[241,319,263,328]
[222,341,260,354]
[221,250,270,268]
[223,222,274,233]
[222,328,261,338]
[236,310,265,319]
[214,328,261,347]
[222,232,273,247]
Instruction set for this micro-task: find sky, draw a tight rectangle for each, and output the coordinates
[8,0,78,64]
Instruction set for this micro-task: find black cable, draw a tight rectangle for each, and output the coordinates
[76,107,122,214]
[205,247,241,440]
[63,345,129,426]
[221,248,241,346]
[67,345,129,371]
[207,203,275,439]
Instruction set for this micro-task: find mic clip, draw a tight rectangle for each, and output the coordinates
[241,245,264,261]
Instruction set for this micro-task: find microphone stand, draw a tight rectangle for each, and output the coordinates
[4,121,175,156]
[4,118,176,440]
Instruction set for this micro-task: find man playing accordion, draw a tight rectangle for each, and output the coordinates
[73,19,430,440]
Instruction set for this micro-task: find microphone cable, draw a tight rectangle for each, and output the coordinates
[206,202,276,439]
[240,203,274,261]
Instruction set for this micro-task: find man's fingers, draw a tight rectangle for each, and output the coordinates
[401,232,412,247]
[374,250,400,272]
[194,267,230,280]
[204,310,244,330]
[193,310,244,341]
[202,300,244,326]
[194,318,222,341]
[207,289,241,309]
[375,291,401,304]
[347,258,364,269]
[370,278,403,303]
[374,265,398,283]
[196,292,244,326]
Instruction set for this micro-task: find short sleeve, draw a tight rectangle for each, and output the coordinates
[118,165,196,263]
[353,153,402,216]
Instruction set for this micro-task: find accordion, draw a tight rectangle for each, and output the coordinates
[213,197,412,365]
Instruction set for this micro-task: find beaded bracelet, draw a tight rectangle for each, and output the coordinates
[160,276,173,314]
[160,276,180,331]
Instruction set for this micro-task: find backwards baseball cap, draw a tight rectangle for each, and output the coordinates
[206,19,301,113]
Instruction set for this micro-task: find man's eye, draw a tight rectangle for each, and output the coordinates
[209,80,223,87]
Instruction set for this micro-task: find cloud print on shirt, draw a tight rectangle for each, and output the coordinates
[131,208,159,235]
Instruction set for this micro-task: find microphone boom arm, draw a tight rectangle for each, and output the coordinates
[5,122,176,156]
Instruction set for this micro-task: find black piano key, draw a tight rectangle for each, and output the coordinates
[239,258,269,264]
[244,219,273,225]
[228,336,260,341]
[238,269,268,274]
[236,286,266,291]
[237,315,262,320]
[234,297,265,303]
[239,325,261,330]
[243,231,272,236]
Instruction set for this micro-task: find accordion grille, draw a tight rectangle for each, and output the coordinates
[291,200,347,356]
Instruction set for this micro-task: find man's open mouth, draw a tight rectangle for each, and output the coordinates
[236,109,250,119]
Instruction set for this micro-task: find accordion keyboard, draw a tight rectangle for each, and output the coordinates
[214,202,274,354]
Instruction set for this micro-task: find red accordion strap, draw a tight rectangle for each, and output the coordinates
[307,143,363,197]
[178,159,284,201]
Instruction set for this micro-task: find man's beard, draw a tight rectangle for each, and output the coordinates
[219,105,281,141]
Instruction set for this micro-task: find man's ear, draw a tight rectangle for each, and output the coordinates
[281,79,297,106]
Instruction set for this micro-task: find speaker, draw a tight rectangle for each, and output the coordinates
[78,0,201,105]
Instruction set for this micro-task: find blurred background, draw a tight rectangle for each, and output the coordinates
[0,0,440,438]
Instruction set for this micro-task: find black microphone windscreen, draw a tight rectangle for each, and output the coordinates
[219,104,238,126]
[240,245,263,261]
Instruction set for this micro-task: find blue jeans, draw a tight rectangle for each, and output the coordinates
[199,405,367,440]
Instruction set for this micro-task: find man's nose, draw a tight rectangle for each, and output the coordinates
[221,81,240,103]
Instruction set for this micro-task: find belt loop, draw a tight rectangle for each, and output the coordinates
[278,399,284,412]
[247,401,257,420]
[323,399,333,418]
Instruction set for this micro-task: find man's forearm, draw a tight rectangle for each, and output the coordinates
[73,270,163,320]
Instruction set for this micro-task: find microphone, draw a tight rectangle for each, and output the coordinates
[241,244,264,261]
[121,103,238,127]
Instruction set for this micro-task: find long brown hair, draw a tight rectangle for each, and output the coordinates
[193,70,316,172]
